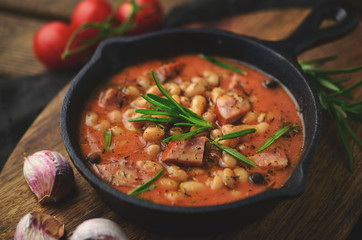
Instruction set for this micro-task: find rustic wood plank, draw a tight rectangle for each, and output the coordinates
[0,13,47,78]
[0,0,191,79]
[0,8,361,240]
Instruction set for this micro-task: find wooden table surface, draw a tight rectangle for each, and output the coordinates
[0,0,361,239]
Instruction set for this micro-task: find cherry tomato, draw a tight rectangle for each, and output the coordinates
[115,0,163,35]
[33,21,85,71]
[71,0,113,40]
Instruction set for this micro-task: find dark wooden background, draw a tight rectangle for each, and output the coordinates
[0,0,361,239]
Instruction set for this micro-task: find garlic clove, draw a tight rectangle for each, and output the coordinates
[71,218,130,240]
[23,150,74,203]
[14,211,64,240]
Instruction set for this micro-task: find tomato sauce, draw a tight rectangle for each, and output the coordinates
[79,54,304,206]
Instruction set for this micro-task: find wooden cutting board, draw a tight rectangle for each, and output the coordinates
[0,8,361,240]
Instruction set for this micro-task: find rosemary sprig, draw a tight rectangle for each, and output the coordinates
[299,56,362,171]
[129,70,213,143]
[201,54,247,75]
[129,70,256,166]
[129,168,165,196]
[104,129,112,151]
[257,125,291,153]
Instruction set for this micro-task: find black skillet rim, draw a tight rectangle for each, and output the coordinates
[60,27,321,215]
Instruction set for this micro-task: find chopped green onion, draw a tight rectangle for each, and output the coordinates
[104,129,112,151]
[257,125,291,153]
[200,54,247,75]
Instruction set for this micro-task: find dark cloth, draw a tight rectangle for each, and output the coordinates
[0,72,75,171]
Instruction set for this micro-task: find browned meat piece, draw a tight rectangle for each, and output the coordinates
[215,93,251,125]
[95,162,142,187]
[98,88,125,108]
[249,152,288,169]
[161,136,207,167]
[155,62,185,83]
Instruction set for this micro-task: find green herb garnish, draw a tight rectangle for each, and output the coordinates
[129,168,165,196]
[129,70,256,166]
[129,70,213,143]
[299,56,362,171]
[104,129,112,151]
[211,140,257,167]
[214,129,256,142]
[201,54,247,75]
[257,125,291,153]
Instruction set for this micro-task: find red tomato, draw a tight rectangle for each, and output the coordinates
[71,0,113,40]
[115,0,163,35]
[33,21,85,71]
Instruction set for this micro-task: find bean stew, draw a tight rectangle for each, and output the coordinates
[79,54,304,206]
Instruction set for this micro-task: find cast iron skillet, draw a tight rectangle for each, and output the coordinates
[61,2,358,232]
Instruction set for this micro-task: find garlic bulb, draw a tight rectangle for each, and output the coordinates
[71,218,129,240]
[23,150,74,203]
[14,212,64,240]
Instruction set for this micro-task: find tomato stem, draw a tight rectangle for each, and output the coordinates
[62,0,142,60]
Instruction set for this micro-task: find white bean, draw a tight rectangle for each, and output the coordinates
[110,126,124,135]
[210,176,223,190]
[211,87,225,103]
[190,95,207,116]
[163,83,181,95]
[146,85,162,95]
[210,129,223,140]
[257,112,266,123]
[94,119,110,132]
[222,168,237,189]
[160,178,179,190]
[136,160,162,172]
[146,144,161,158]
[165,191,184,203]
[124,86,140,97]
[221,152,238,168]
[185,82,206,98]
[179,81,191,92]
[233,167,248,183]
[167,165,188,181]
[242,111,258,124]
[133,96,148,108]
[85,111,98,126]
[137,76,151,89]
[180,181,205,194]
[108,110,122,123]
[203,70,220,87]
[180,96,191,107]
[143,126,165,142]
[169,127,183,136]
[202,111,216,123]
[191,76,208,87]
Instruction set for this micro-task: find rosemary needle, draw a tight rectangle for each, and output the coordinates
[129,168,165,196]
[299,56,362,171]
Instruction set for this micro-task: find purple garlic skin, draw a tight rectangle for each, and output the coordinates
[71,218,130,240]
[14,211,64,240]
[23,150,74,203]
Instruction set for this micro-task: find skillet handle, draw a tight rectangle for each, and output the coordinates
[273,2,359,56]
